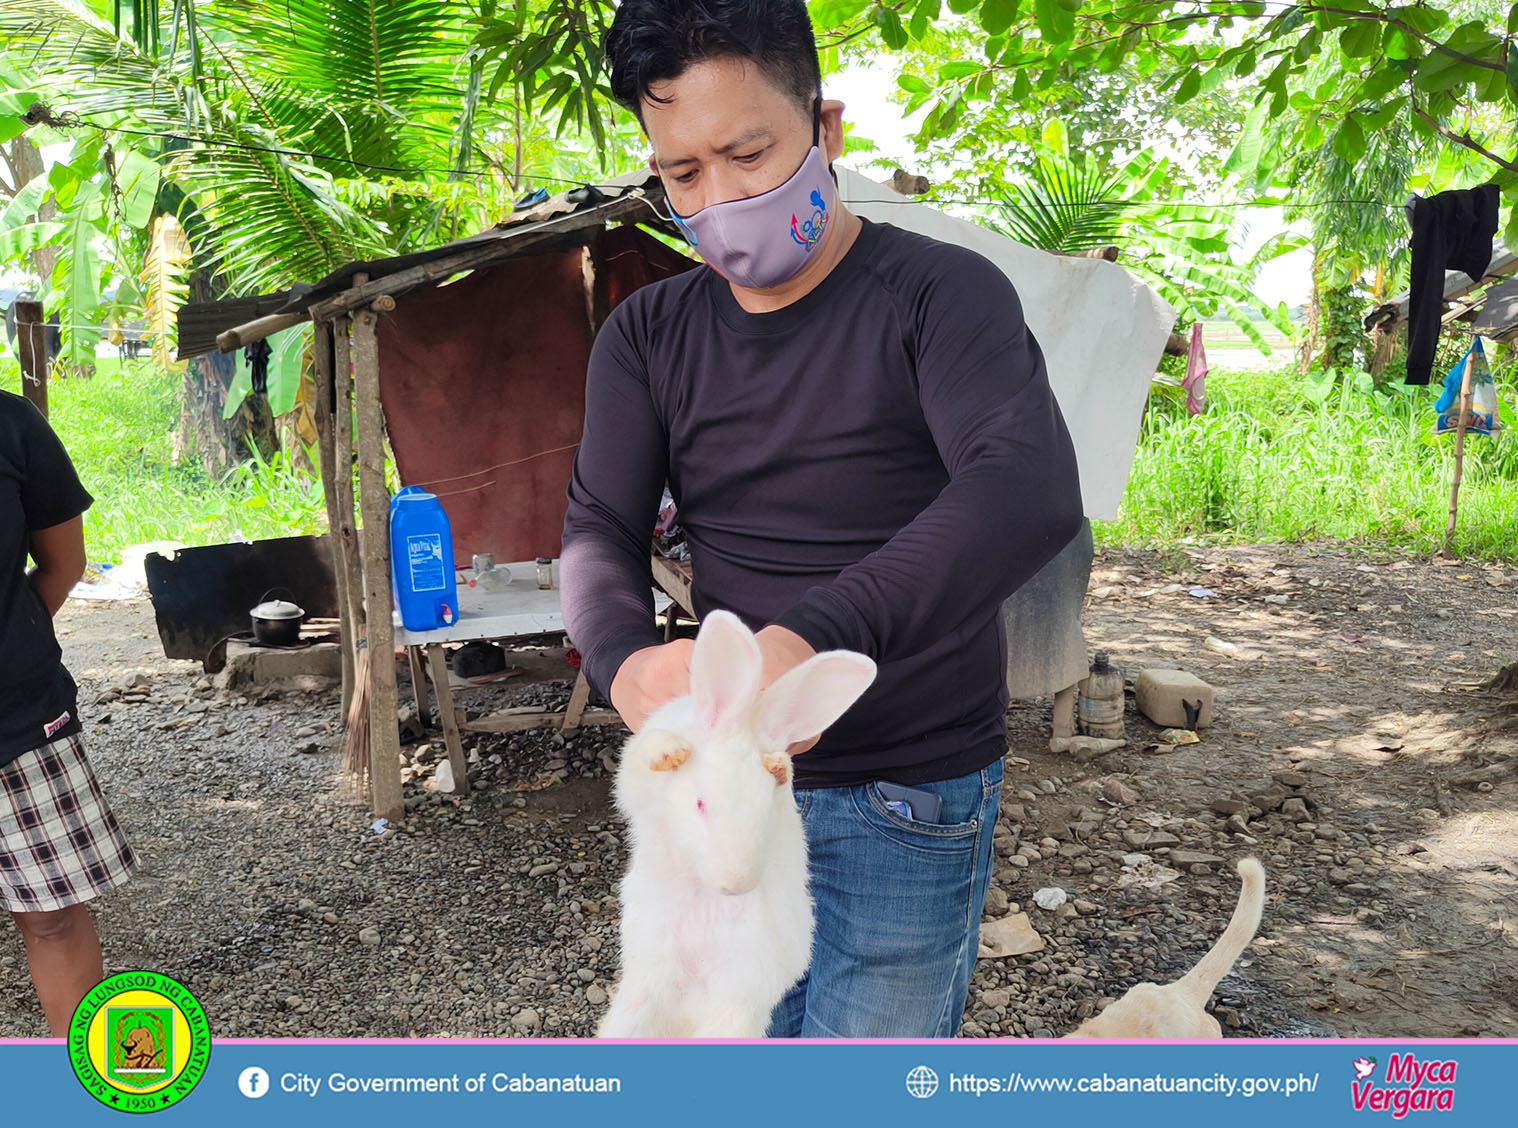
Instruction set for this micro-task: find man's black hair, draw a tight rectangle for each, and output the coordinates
[604,0,822,122]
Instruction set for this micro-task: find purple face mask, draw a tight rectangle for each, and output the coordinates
[669,105,837,290]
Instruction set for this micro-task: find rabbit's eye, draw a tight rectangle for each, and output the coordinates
[696,798,705,815]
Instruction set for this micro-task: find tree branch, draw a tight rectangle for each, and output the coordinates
[1413,105,1518,175]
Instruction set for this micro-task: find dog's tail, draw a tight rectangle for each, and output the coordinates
[1176,858,1265,1004]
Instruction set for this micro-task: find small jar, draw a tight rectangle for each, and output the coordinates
[535,556,554,590]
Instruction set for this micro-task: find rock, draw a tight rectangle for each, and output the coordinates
[981,989,1011,1009]
[323,912,339,925]
[1327,868,1355,885]
[528,862,559,878]
[358,927,381,947]
[1272,770,1310,789]
[1073,899,1099,916]
[1248,788,1289,812]
[1122,853,1151,867]
[984,885,1011,916]
[1167,849,1223,867]
[1102,779,1142,805]
[284,995,304,1009]
[1210,798,1250,816]
[1032,887,1068,911]
[1203,636,1238,658]
[978,912,1045,958]
[1007,854,1029,868]
[1225,814,1250,835]
[1122,829,1180,849]
[585,985,607,1006]
[1280,797,1310,821]
[297,898,316,912]
[512,1008,542,1032]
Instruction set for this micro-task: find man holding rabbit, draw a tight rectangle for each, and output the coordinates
[562,0,1083,1037]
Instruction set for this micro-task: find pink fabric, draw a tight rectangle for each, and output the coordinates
[1183,321,1207,415]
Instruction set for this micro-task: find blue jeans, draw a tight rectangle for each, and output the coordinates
[766,756,1004,1038]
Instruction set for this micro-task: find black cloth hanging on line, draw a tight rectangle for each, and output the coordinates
[1405,184,1501,385]
[244,338,271,395]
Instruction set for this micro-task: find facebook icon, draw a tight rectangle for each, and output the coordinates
[238,1066,271,1099]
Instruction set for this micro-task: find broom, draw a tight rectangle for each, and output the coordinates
[342,640,371,795]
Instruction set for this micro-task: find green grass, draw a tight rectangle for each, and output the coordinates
[6,354,1516,567]
[1,357,326,563]
[1097,364,1518,562]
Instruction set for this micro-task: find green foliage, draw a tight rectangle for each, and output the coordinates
[985,121,1297,345]
[0,355,326,561]
[822,1,1518,239]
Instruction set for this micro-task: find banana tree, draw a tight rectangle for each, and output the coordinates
[989,121,1299,350]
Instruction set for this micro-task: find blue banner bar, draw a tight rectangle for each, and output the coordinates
[4,1038,1510,1126]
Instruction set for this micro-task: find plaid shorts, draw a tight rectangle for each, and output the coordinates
[0,732,138,913]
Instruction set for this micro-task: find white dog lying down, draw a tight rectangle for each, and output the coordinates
[1066,858,1265,1038]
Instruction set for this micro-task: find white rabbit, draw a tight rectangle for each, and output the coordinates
[597,610,876,1039]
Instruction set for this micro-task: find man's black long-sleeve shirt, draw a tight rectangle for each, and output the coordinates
[562,218,1082,788]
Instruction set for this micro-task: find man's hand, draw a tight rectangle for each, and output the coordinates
[609,624,818,753]
[609,639,695,734]
[755,624,818,757]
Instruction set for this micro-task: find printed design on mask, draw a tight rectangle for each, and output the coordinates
[790,188,829,248]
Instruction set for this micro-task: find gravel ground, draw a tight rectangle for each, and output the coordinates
[1,543,1513,1039]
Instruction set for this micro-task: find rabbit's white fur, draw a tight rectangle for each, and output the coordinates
[598,610,876,1039]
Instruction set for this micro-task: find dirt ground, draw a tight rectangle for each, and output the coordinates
[1044,542,1518,1037]
[2,541,1514,1039]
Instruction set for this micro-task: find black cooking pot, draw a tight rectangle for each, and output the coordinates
[250,588,306,646]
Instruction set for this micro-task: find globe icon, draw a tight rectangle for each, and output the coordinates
[905,1065,939,1099]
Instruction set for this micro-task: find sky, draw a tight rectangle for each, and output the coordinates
[827,60,1313,310]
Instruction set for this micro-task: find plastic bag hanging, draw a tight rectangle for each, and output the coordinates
[1434,336,1503,436]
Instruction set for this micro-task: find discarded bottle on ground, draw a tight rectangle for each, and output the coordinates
[1078,652,1126,739]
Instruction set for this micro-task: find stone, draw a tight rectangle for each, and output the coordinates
[1102,779,1142,805]
[1248,788,1290,812]
[1135,669,1215,728]
[1210,798,1250,816]
[512,1008,542,1032]
[981,989,1011,1009]
[984,885,1011,916]
[978,913,1045,958]
[1272,770,1310,789]
[1281,797,1311,821]
[358,927,381,947]
[1123,829,1180,849]
[585,985,607,1006]
[297,898,316,912]
[1225,814,1250,835]
[1327,868,1355,885]
[1168,849,1224,867]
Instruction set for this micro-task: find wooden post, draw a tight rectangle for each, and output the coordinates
[562,670,592,732]
[425,644,470,796]
[311,319,357,718]
[352,307,404,822]
[1442,349,1476,558]
[407,646,429,721]
[332,319,364,648]
[14,298,48,419]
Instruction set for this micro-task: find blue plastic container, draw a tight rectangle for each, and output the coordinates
[390,488,458,631]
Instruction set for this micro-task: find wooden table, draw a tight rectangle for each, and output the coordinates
[393,558,673,790]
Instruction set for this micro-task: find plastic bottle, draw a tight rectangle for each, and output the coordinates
[1077,652,1126,739]
[390,489,458,631]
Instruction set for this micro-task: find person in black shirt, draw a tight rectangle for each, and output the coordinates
[564,0,1081,1036]
[1,389,137,1034]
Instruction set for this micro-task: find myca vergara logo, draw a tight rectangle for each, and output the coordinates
[1351,1053,1457,1118]
[69,971,211,1113]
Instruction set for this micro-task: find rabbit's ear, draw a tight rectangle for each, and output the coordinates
[690,610,762,731]
[631,728,691,773]
[757,651,876,751]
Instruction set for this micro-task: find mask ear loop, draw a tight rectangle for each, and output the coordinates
[634,189,698,245]
[814,93,838,183]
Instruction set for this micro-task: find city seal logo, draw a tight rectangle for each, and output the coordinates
[69,971,210,1113]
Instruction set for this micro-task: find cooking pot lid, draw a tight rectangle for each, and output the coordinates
[251,598,305,620]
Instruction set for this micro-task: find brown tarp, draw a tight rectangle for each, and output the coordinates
[377,248,593,563]
[375,227,697,564]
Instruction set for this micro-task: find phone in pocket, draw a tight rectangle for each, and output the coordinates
[876,781,944,824]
